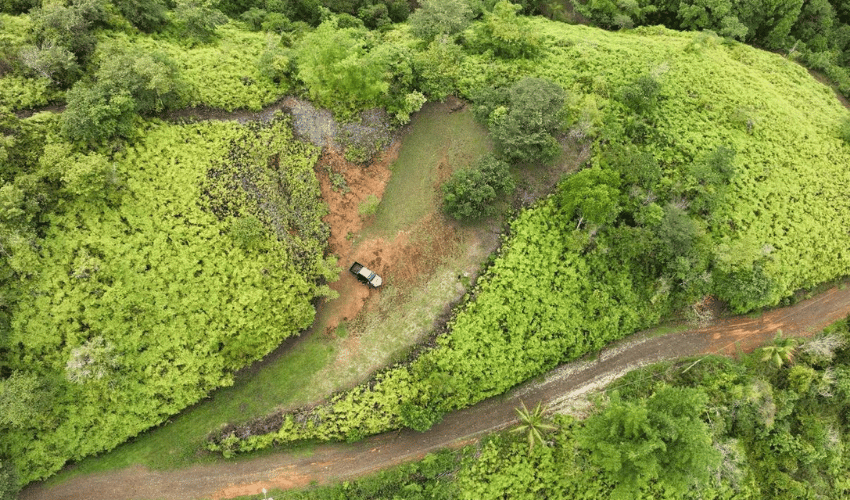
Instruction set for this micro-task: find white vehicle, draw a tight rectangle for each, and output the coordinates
[349,262,382,288]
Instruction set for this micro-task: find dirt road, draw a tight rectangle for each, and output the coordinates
[21,283,850,500]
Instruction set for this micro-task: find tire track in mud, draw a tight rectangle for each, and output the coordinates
[22,283,850,500]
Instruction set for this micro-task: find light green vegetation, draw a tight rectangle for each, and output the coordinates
[0,15,61,109]
[44,334,335,482]
[518,21,850,310]
[103,26,289,111]
[3,0,850,492]
[42,102,497,481]
[361,103,492,239]
[1,117,333,483]
[0,19,286,113]
[571,0,850,98]
[208,191,662,453]
[208,15,850,456]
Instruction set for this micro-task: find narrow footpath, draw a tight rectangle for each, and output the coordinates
[22,283,850,500]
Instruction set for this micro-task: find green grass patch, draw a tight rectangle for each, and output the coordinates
[361,103,491,239]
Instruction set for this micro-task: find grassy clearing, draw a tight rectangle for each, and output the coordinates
[361,103,492,240]
[45,102,495,484]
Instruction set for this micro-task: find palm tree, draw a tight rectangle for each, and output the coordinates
[510,401,556,453]
[760,330,797,368]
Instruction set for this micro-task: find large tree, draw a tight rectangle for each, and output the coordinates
[408,0,473,41]
[578,386,720,498]
[475,77,567,163]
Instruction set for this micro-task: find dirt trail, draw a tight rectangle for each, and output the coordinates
[22,283,850,500]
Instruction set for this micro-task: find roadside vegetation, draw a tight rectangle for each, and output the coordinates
[1,0,850,495]
[234,317,850,500]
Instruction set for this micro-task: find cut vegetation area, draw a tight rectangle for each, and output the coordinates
[40,101,500,484]
[359,98,492,240]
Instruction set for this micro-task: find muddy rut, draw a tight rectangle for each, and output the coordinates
[22,283,850,500]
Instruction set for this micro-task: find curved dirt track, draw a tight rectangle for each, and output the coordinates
[22,283,850,500]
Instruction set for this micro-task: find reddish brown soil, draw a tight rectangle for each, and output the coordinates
[315,146,394,333]
[22,283,850,500]
[313,142,464,336]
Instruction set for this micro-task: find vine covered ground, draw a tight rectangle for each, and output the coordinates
[2,0,850,494]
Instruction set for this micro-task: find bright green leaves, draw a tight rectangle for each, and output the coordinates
[468,1,540,59]
[0,371,52,430]
[556,166,621,229]
[578,386,720,498]
[510,401,557,453]
[294,20,390,118]
[3,120,330,483]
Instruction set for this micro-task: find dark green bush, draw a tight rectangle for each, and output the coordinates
[475,77,567,163]
[442,154,515,220]
[113,0,169,32]
[0,459,16,500]
[408,0,473,41]
[621,74,662,115]
[399,402,444,432]
[61,48,188,145]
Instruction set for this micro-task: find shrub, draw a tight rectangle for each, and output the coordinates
[293,20,389,118]
[399,402,444,432]
[478,77,567,163]
[621,74,662,115]
[469,1,540,59]
[442,154,514,219]
[0,460,16,500]
[60,83,137,145]
[173,0,229,44]
[408,0,473,41]
[18,42,81,88]
[113,0,169,32]
[61,46,188,144]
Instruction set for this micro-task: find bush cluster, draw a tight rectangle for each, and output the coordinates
[442,155,514,220]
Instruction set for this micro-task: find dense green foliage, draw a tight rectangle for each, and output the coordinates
[473,77,567,163]
[208,191,663,454]
[207,15,850,458]
[572,0,850,96]
[251,319,850,500]
[292,18,425,120]
[61,42,189,145]
[2,0,850,491]
[441,154,514,219]
[579,386,719,497]
[408,0,473,41]
[0,117,333,483]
